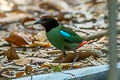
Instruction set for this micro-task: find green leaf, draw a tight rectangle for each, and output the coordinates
[50,64,63,72]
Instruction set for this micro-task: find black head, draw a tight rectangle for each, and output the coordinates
[34,17,59,32]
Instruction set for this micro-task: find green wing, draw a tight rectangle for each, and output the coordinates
[59,25,83,43]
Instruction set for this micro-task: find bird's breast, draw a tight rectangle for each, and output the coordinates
[46,28,64,50]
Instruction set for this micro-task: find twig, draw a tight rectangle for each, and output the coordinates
[84,27,120,41]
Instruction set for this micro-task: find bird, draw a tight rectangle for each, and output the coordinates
[34,17,87,69]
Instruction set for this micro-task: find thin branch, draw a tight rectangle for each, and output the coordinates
[84,27,120,41]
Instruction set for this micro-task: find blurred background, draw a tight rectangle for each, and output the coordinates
[0,0,119,80]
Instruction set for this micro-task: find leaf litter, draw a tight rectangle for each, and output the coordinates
[0,0,117,79]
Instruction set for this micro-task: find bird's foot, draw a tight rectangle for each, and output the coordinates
[59,52,67,65]
[68,64,74,70]
[59,57,65,65]
[68,50,78,70]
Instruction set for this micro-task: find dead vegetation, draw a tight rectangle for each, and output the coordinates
[0,0,119,79]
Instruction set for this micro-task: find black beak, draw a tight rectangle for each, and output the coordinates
[34,19,40,24]
[34,19,44,24]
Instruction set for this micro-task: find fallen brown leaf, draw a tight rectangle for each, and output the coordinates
[57,13,72,22]
[41,62,80,69]
[41,62,51,68]
[6,47,19,60]
[34,35,47,42]
[5,31,32,46]
[25,65,32,74]
[14,57,51,66]
[16,72,24,78]
[0,0,15,12]
[0,64,2,70]
[13,0,33,5]
[14,58,31,66]
[0,12,30,24]
[0,51,6,56]
[29,41,51,48]
[97,36,107,43]
[21,17,36,25]
[0,12,6,18]
[40,0,71,11]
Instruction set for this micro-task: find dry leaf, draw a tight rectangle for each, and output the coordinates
[5,31,32,46]
[11,10,26,14]
[57,13,72,22]
[0,64,2,70]
[61,63,80,69]
[97,36,106,43]
[34,35,47,42]
[14,58,31,66]
[0,0,15,11]
[54,51,99,63]
[13,0,33,5]
[41,62,80,69]
[29,41,51,48]
[0,51,6,56]
[40,0,71,11]
[57,13,65,21]
[25,65,32,74]
[64,0,81,5]
[6,47,19,60]
[14,57,51,66]
[16,72,24,78]
[0,12,30,24]
[30,58,51,64]
[41,62,51,68]
[0,12,6,18]
[21,17,36,25]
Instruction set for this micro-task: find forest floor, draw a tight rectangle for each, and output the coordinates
[0,0,119,79]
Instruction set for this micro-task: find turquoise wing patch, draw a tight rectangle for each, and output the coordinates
[60,30,71,37]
